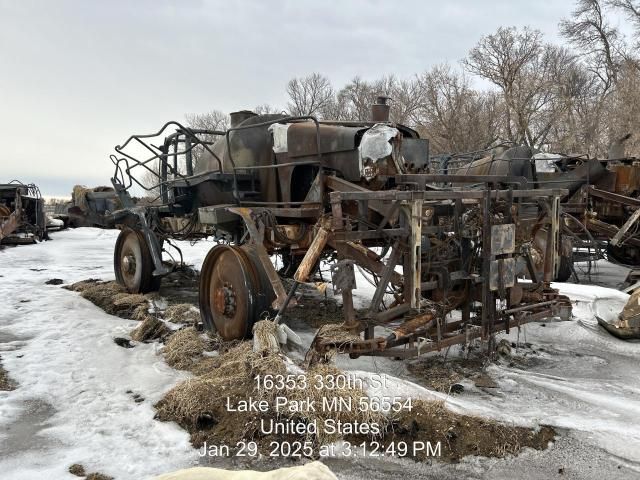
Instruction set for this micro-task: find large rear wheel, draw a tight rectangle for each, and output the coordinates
[199,245,274,340]
[114,227,161,293]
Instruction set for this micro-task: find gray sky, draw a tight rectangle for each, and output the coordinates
[0,0,583,197]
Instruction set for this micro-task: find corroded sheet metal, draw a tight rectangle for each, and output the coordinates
[491,224,515,255]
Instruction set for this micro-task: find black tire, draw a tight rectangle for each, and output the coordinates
[555,254,573,282]
[114,227,161,293]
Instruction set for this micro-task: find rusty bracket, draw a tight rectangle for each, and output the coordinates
[227,206,290,309]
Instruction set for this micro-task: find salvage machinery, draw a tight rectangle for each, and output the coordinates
[449,143,640,269]
[0,181,46,245]
[108,99,570,358]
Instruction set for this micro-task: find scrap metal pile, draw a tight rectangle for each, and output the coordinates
[0,181,46,245]
[106,99,572,358]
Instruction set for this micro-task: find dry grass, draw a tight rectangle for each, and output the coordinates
[131,303,150,321]
[155,342,257,433]
[164,304,200,324]
[85,473,114,480]
[252,320,280,355]
[68,464,86,477]
[290,363,387,444]
[163,328,207,370]
[156,335,384,446]
[131,316,170,342]
[0,356,16,391]
[66,280,151,319]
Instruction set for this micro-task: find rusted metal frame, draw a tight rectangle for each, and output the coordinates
[408,199,423,310]
[225,115,322,203]
[611,208,640,246]
[543,197,560,282]
[376,202,399,232]
[589,185,640,207]
[375,303,410,323]
[329,192,359,332]
[247,206,322,218]
[368,240,403,316]
[238,160,322,170]
[335,244,359,333]
[325,175,396,219]
[332,188,567,202]
[227,207,289,309]
[327,240,405,286]
[586,218,640,247]
[274,217,332,323]
[481,188,493,341]
[239,200,321,206]
[339,307,556,358]
[114,121,225,198]
[502,300,555,314]
[396,174,528,188]
[333,228,406,241]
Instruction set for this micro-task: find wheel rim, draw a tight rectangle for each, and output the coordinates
[200,246,257,340]
[119,230,143,291]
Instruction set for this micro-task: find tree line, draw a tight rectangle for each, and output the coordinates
[186,0,640,158]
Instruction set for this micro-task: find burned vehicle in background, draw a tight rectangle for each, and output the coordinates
[0,181,46,245]
[51,185,120,229]
[450,141,640,270]
[560,155,640,266]
[108,99,570,359]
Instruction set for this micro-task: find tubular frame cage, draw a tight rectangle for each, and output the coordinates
[110,116,324,206]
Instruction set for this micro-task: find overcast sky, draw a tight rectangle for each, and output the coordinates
[0,0,590,197]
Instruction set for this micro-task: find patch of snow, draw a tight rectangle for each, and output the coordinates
[0,229,199,479]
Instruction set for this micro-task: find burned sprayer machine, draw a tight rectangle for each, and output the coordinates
[109,101,570,359]
[0,182,46,245]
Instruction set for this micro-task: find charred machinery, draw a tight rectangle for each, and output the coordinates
[108,100,570,358]
[445,142,640,270]
[0,181,46,245]
[62,185,120,228]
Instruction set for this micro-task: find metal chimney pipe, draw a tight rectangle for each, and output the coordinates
[371,95,391,122]
[229,110,257,128]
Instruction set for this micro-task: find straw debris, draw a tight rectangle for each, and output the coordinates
[0,356,16,391]
[65,280,152,319]
[163,304,200,324]
[163,328,208,370]
[131,316,170,342]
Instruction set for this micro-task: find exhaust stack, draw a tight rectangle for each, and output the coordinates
[229,110,257,128]
[371,95,391,122]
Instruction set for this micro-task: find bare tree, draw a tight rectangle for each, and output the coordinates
[416,65,501,153]
[184,109,229,131]
[335,77,377,121]
[183,109,229,170]
[253,104,284,115]
[286,73,334,117]
[464,26,574,148]
[560,0,624,92]
[387,76,424,125]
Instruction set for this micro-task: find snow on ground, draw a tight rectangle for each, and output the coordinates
[0,229,199,479]
[3,229,640,478]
